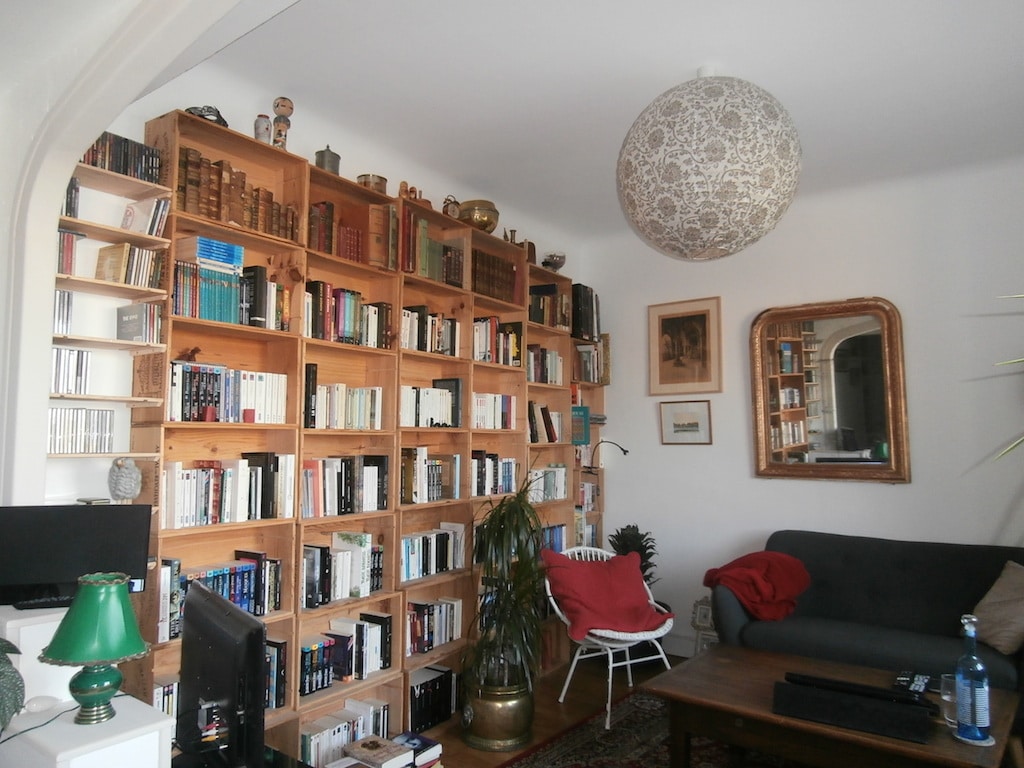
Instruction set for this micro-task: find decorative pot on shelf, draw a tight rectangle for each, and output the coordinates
[457,200,499,233]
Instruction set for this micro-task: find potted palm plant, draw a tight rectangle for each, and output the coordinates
[461,478,546,751]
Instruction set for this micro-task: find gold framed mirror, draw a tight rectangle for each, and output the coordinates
[750,297,910,482]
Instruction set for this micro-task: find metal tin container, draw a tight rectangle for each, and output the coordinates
[357,174,387,194]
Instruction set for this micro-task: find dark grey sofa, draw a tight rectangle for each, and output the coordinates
[711,529,1024,728]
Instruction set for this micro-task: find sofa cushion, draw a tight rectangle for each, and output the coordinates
[741,616,1020,691]
[541,549,672,641]
[974,560,1024,655]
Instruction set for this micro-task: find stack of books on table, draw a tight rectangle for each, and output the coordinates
[329,731,443,768]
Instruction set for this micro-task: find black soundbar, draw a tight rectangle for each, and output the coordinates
[784,671,940,716]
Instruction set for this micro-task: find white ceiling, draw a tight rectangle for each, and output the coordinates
[172,0,1024,242]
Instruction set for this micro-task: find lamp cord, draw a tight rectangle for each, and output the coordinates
[0,692,129,745]
[583,439,630,474]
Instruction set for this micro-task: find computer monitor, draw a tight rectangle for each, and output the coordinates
[0,503,152,604]
[173,579,266,768]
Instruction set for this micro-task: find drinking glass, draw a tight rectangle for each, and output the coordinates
[940,673,957,730]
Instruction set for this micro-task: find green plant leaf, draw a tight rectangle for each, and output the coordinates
[0,659,25,729]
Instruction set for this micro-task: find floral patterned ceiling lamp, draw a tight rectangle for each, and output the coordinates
[616,74,801,261]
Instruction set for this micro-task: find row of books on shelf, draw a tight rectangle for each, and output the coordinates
[399,524,466,582]
[541,523,568,552]
[116,302,162,343]
[577,478,597,514]
[573,337,606,384]
[528,282,571,330]
[46,407,113,454]
[573,508,598,549]
[82,130,162,183]
[470,452,517,497]
[771,386,802,410]
[406,218,465,289]
[166,359,288,424]
[400,306,459,356]
[304,378,386,431]
[299,454,390,518]
[305,281,392,348]
[121,195,170,238]
[571,283,601,342]
[93,241,166,288]
[406,598,463,655]
[770,418,806,449]
[308,200,397,268]
[172,261,291,331]
[469,248,518,304]
[162,452,296,528]
[51,347,91,395]
[399,449,460,504]
[527,464,569,503]
[300,612,394,698]
[408,664,457,733]
[398,379,461,429]
[301,532,383,606]
[472,317,522,366]
[174,147,302,242]
[470,392,517,430]
[527,400,564,444]
[157,550,283,644]
[525,343,564,385]
[765,320,812,340]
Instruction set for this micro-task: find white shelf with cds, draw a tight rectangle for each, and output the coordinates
[47,154,170,500]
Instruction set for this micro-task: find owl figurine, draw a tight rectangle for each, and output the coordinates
[108,457,142,501]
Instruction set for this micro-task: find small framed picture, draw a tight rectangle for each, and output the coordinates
[660,400,712,445]
[695,630,720,655]
[690,596,714,631]
[648,297,722,395]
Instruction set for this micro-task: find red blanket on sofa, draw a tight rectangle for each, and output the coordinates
[703,551,810,621]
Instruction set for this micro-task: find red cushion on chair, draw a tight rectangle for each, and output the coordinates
[541,549,674,641]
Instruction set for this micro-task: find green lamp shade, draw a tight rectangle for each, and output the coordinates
[39,572,149,724]
[41,572,149,664]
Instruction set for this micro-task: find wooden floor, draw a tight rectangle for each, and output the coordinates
[425,654,683,768]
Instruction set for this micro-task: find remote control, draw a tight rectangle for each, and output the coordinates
[894,670,932,693]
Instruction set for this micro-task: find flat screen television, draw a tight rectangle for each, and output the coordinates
[0,503,152,605]
[173,579,266,768]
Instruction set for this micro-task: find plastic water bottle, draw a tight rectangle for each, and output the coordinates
[956,613,990,742]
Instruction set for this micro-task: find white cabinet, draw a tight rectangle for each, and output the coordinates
[0,694,172,768]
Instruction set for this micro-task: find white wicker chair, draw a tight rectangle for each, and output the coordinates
[544,546,673,729]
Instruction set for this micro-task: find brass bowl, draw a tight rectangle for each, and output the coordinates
[457,199,499,233]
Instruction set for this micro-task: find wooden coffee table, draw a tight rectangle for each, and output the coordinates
[642,645,1019,768]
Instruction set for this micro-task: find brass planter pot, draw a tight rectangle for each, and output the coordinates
[462,683,534,752]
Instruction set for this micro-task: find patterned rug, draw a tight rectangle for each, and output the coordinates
[497,692,793,768]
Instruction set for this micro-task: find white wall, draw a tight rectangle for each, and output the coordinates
[583,158,1024,654]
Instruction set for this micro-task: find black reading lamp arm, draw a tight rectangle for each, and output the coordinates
[584,439,629,474]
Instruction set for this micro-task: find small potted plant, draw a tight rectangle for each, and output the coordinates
[461,478,546,751]
[608,524,660,585]
[0,638,25,730]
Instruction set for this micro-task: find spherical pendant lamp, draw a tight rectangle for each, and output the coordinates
[616,75,801,261]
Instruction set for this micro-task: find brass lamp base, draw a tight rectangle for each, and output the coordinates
[69,663,122,724]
